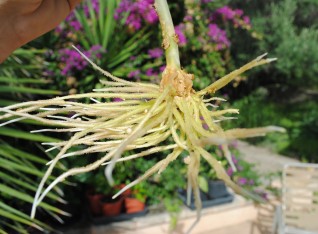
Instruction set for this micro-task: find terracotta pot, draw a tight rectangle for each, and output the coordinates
[125,197,145,214]
[87,193,103,216]
[101,197,123,216]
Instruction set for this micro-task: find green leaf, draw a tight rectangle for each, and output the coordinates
[0,171,62,202]
[0,184,68,215]
[198,176,209,193]
[103,0,116,48]
[74,11,94,50]
[0,157,46,177]
[0,127,60,142]
[0,143,47,164]
[0,202,51,231]
[0,99,17,106]
[0,209,43,232]
[0,85,61,95]
[0,76,50,84]
[0,228,8,234]
[87,0,99,45]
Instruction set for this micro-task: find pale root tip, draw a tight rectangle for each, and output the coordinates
[266,58,277,63]
[266,126,286,133]
[105,165,115,186]
[256,53,268,60]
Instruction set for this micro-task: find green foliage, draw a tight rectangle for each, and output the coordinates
[231,0,318,90]
[0,49,67,232]
[43,0,158,94]
[227,88,318,162]
[256,0,318,88]
[288,107,318,162]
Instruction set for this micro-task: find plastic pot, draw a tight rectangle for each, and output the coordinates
[207,180,229,199]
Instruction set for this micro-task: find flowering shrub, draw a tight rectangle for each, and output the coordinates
[59,45,103,76]
[43,0,159,94]
[167,1,256,92]
[115,0,158,31]
[207,24,230,50]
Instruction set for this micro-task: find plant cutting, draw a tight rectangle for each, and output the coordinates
[0,0,285,233]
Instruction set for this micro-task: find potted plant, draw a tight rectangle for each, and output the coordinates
[124,183,146,214]
[100,196,123,217]
[83,169,124,217]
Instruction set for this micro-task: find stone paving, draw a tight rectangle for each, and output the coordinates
[237,141,298,174]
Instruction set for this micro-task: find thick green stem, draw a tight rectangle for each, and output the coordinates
[155,0,181,69]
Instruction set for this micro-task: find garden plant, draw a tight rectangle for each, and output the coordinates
[0,0,287,233]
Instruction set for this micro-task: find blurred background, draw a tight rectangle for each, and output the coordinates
[0,0,317,233]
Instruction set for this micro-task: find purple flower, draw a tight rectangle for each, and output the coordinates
[83,0,100,16]
[243,16,251,26]
[227,167,233,176]
[216,6,236,20]
[128,70,140,79]
[115,0,158,31]
[175,24,187,46]
[144,6,158,24]
[184,15,193,21]
[70,21,82,31]
[159,65,166,72]
[234,9,244,17]
[213,6,252,30]
[237,177,247,185]
[207,24,230,50]
[58,45,105,75]
[127,14,142,30]
[148,48,163,59]
[145,68,158,77]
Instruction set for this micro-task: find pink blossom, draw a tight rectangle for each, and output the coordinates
[128,70,140,79]
[145,68,158,77]
[227,167,233,176]
[237,177,248,185]
[148,48,163,58]
[159,65,166,72]
[207,24,230,50]
[175,24,187,46]
[115,0,158,31]
[217,6,236,20]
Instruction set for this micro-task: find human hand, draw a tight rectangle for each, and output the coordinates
[0,0,81,63]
